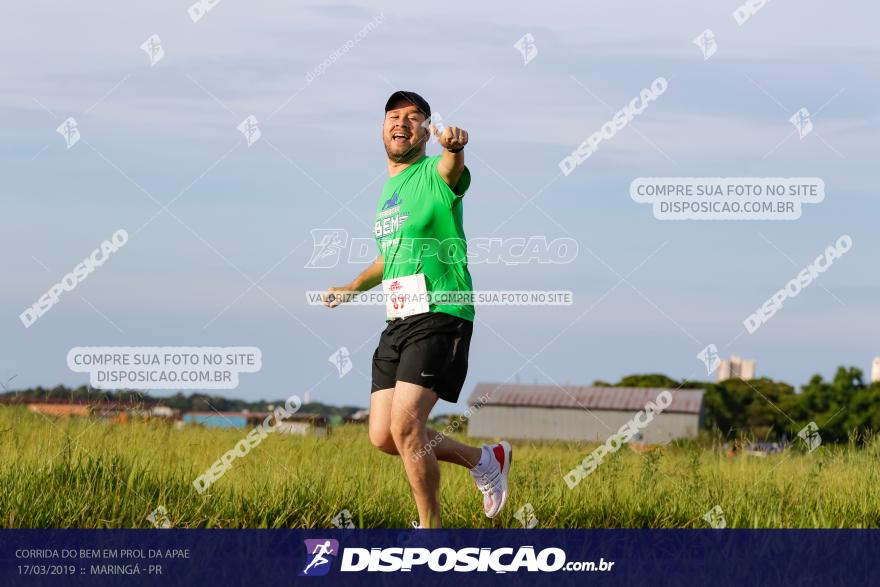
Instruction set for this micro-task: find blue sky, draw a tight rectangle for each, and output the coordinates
[2,1,877,411]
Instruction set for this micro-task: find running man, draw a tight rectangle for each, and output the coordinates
[323,91,511,528]
[302,541,334,575]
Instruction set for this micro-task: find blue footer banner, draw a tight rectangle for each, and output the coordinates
[1,529,875,586]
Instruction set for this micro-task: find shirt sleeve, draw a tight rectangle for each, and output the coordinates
[428,155,471,207]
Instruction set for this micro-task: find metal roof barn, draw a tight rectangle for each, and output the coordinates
[466,383,705,444]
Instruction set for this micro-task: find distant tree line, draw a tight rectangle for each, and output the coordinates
[0,385,363,419]
[6,367,880,442]
[594,366,880,443]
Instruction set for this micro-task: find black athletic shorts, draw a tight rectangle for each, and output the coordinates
[371,311,473,403]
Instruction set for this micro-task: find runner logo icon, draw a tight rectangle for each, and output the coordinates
[300,539,339,577]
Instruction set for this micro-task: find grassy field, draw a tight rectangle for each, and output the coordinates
[3,405,880,528]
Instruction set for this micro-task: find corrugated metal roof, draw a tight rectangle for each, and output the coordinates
[467,383,704,414]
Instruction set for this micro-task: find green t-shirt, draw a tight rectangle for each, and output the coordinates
[374,155,474,321]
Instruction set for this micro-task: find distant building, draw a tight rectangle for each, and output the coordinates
[872,357,880,384]
[343,409,369,424]
[182,411,328,437]
[183,412,252,428]
[275,413,329,437]
[27,403,90,417]
[22,400,176,422]
[150,406,178,419]
[717,356,756,382]
[466,383,704,443]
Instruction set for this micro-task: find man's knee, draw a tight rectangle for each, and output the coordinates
[390,417,425,452]
[369,428,398,455]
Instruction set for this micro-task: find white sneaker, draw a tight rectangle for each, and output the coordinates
[469,441,512,518]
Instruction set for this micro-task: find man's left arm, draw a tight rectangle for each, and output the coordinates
[430,124,469,190]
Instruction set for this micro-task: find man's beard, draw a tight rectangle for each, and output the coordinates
[384,131,428,163]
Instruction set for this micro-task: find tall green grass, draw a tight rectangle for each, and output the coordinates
[2,406,879,528]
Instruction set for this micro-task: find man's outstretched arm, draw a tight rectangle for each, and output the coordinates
[323,255,384,308]
[431,124,468,189]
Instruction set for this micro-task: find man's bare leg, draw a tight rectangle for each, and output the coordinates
[370,388,482,468]
[389,381,441,527]
[424,426,481,468]
[371,384,486,528]
[369,388,399,455]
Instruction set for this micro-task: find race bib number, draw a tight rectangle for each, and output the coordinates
[382,273,429,319]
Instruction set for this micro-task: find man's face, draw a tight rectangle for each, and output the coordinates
[383,103,428,163]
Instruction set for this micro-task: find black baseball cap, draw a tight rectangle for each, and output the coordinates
[384,91,431,119]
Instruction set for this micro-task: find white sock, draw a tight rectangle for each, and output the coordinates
[472,445,494,473]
